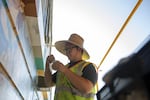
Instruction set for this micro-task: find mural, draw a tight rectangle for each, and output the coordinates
[0,0,38,99]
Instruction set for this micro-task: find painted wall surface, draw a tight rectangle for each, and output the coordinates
[0,0,38,99]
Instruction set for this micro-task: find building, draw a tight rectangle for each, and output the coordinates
[0,0,53,99]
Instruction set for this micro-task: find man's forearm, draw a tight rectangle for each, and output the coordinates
[63,68,93,94]
[44,62,53,87]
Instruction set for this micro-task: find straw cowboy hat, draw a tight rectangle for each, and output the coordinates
[55,33,90,60]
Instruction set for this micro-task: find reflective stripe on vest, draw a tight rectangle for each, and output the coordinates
[55,86,95,98]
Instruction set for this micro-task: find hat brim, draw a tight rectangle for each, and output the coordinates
[55,40,90,60]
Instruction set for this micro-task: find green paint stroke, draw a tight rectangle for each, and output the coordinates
[2,0,8,8]
[35,57,44,70]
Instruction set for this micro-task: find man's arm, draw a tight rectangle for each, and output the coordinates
[52,61,97,94]
[44,55,55,87]
[64,68,94,94]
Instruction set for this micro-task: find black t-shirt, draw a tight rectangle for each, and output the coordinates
[52,61,98,85]
[82,63,98,85]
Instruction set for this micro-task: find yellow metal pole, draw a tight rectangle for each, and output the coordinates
[98,0,143,69]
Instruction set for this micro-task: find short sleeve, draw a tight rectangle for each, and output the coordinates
[82,63,98,85]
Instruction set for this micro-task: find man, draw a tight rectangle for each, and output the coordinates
[45,33,98,100]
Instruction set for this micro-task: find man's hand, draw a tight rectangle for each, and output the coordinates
[46,55,55,63]
[52,61,67,73]
[45,55,55,86]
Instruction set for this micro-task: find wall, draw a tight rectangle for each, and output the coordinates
[0,0,38,99]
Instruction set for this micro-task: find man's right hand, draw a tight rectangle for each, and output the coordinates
[46,55,55,63]
[45,55,55,86]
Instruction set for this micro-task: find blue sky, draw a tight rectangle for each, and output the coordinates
[51,0,150,89]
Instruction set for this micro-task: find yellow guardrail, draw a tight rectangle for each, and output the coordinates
[98,0,143,69]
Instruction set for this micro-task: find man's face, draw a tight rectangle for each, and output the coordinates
[65,43,78,61]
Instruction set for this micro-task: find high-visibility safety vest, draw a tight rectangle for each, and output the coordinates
[54,61,98,100]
